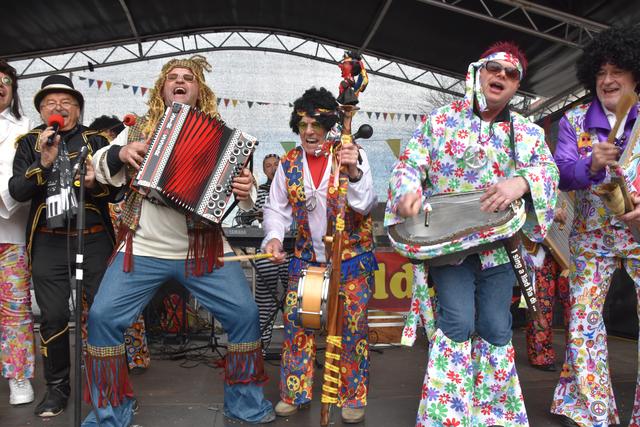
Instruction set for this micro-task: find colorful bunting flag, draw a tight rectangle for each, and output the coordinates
[280,141,297,153]
[72,74,426,121]
[386,139,402,159]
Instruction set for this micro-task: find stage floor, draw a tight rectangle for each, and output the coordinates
[0,327,636,427]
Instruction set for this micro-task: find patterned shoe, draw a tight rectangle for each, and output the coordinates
[9,378,35,405]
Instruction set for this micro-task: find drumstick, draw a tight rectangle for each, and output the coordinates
[220,253,274,262]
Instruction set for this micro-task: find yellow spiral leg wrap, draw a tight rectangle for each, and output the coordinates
[321,335,343,404]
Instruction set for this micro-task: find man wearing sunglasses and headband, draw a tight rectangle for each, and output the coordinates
[550,25,640,427]
[386,42,558,426]
[262,87,377,424]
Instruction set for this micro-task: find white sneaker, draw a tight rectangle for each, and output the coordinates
[9,378,35,405]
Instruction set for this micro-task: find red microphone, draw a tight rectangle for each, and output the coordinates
[47,114,65,146]
[123,114,137,127]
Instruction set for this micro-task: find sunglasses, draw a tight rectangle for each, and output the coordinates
[264,153,279,160]
[483,60,521,81]
[297,121,325,133]
[0,75,12,86]
[166,73,196,82]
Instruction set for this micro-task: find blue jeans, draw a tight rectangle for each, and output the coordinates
[429,255,515,345]
[82,253,273,426]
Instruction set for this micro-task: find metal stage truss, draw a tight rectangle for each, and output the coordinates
[7,0,614,119]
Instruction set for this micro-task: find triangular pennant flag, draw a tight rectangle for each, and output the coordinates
[132,86,139,95]
[224,98,230,107]
[247,101,254,108]
[386,139,402,159]
[78,76,86,81]
[288,103,293,107]
[390,113,395,121]
[280,141,297,153]
[123,84,129,89]
[404,114,410,121]
[232,99,238,107]
[96,80,103,89]
[141,87,147,96]
[375,112,380,120]
[413,114,417,121]
[366,111,372,119]
[216,98,222,106]
[88,79,95,87]
[105,81,112,91]
[383,112,388,120]
[420,114,427,122]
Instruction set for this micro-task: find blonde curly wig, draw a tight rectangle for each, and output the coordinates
[143,54,220,136]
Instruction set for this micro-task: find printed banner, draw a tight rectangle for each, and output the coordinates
[370,250,413,312]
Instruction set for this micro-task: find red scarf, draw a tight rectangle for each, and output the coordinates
[306,152,328,188]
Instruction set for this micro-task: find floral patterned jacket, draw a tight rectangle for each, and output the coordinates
[385,99,558,269]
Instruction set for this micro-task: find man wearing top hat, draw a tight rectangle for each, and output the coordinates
[8,75,117,417]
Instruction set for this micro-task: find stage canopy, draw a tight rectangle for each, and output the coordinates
[4,0,639,115]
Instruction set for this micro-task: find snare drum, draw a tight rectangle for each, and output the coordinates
[296,266,330,330]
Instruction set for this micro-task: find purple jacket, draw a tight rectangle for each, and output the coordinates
[554,99,638,191]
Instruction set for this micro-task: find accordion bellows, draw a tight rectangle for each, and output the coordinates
[388,191,526,265]
[134,102,257,224]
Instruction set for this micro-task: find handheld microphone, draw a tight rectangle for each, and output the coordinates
[123,114,137,127]
[72,145,90,177]
[47,114,65,146]
[104,114,137,134]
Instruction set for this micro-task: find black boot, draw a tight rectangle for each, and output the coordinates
[35,328,71,417]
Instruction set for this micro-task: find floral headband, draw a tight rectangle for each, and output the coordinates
[467,51,523,113]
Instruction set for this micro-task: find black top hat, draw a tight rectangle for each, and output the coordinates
[33,75,84,112]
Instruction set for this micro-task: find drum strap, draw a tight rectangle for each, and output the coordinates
[503,118,545,329]
[503,235,546,330]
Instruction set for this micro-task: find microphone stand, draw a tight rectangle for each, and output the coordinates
[74,155,88,427]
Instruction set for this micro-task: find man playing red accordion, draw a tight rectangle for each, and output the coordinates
[83,55,275,426]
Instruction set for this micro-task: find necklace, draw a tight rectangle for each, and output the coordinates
[463,121,493,169]
[306,189,317,211]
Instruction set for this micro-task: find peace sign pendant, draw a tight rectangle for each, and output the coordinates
[463,145,488,169]
[306,194,317,211]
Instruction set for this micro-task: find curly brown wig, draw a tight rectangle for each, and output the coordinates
[577,24,640,94]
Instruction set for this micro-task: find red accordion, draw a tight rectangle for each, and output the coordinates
[134,102,257,224]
